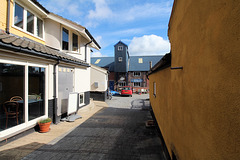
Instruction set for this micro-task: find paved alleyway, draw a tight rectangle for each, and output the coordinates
[21,95,165,160]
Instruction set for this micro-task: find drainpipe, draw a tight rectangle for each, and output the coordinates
[53,59,60,124]
[6,0,10,34]
[84,40,92,62]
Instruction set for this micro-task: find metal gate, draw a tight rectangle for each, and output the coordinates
[58,67,74,116]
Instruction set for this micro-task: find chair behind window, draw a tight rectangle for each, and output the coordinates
[10,96,23,102]
[3,101,19,128]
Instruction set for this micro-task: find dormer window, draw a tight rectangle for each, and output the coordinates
[62,27,69,50]
[13,2,44,39]
[62,27,80,52]
[37,18,43,38]
[27,11,34,34]
[14,3,23,29]
[118,46,123,51]
[72,33,78,52]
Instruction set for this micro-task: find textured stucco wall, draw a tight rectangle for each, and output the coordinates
[150,0,240,159]
[0,0,45,44]
[90,66,108,92]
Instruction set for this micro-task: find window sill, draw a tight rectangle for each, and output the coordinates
[12,25,45,42]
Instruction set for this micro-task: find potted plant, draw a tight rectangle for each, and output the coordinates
[38,118,52,133]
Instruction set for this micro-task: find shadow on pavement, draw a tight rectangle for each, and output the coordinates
[1,99,167,160]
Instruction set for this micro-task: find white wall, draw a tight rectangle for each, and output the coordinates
[44,19,61,49]
[74,67,90,93]
[90,65,108,91]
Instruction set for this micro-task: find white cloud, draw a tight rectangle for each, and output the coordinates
[39,0,82,16]
[129,35,170,56]
[91,52,103,57]
[88,0,113,19]
[85,1,172,27]
[123,3,172,21]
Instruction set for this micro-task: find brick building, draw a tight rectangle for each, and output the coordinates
[91,41,163,93]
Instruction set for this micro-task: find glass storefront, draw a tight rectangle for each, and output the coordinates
[28,66,45,121]
[0,63,25,130]
[0,62,46,132]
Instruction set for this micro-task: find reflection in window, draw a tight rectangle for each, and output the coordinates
[62,27,69,50]
[72,33,78,52]
[0,63,25,131]
[134,82,141,87]
[14,3,24,29]
[118,81,126,87]
[27,11,34,34]
[133,72,141,76]
[28,66,45,121]
[37,18,43,38]
[79,93,84,105]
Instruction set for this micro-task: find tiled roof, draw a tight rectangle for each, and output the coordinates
[0,32,89,66]
[148,53,171,75]
[129,56,163,71]
[91,55,163,72]
[91,57,114,68]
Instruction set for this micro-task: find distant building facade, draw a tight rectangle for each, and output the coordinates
[91,41,163,93]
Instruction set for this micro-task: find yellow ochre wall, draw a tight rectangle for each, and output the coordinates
[149,0,240,159]
[0,0,45,44]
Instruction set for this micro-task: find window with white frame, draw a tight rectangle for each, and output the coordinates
[134,82,141,87]
[79,93,84,106]
[27,11,34,34]
[62,27,69,50]
[153,82,156,97]
[14,2,44,38]
[14,3,23,29]
[37,18,43,38]
[118,46,123,51]
[118,81,126,87]
[72,33,78,52]
[61,27,80,52]
[118,57,122,62]
[133,72,141,76]
[0,61,47,131]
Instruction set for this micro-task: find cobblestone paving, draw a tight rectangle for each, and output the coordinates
[23,95,165,160]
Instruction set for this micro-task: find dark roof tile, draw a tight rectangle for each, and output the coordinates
[20,40,30,48]
[0,34,10,39]
[12,38,24,46]
[40,45,47,53]
[33,44,41,52]
[91,55,163,72]
[2,36,17,43]
[0,32,89,66]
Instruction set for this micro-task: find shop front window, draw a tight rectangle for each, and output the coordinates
[28,66,45,121]
[0,63,25,131]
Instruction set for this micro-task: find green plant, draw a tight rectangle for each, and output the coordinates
[39,118,52,124]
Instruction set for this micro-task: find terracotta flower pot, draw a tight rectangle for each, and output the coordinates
[38,121,51,133]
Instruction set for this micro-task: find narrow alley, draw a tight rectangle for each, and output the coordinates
[1,94,166,160]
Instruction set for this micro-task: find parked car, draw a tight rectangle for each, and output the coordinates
[110,90,120,96]
[121,86,133,97]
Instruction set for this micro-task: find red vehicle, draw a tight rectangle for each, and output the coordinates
[121,86,133,97]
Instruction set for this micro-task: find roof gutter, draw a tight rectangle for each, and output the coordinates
[85,40,92,62]
[0,41,90,67]
[53,59,60,124]
[85,29,101,50]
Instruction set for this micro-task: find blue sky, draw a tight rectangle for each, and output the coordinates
[38,0,174,57]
